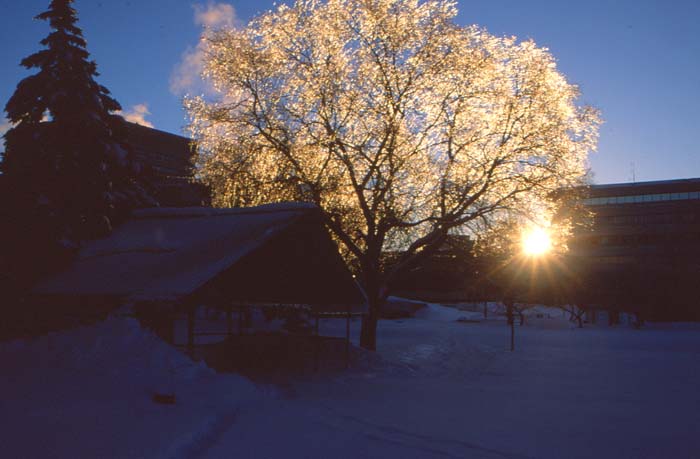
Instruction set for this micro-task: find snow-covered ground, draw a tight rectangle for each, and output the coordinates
[2,303,699,458]
[0,316,262,458]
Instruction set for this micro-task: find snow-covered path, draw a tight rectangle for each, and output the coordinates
[201,305,700,459]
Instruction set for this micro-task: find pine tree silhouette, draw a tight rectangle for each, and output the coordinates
[1,0,154,284]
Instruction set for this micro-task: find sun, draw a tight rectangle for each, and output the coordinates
[522,227,552,256]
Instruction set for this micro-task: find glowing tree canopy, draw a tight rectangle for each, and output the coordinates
[186,0,600,349]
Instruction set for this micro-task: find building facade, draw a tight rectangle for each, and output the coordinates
[125,122,210,207]
[568,178,700,321]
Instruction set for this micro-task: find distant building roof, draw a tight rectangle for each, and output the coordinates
[125,122,210,207]
[34,203,366,313]
[587,177,700,196]
[125,123,194,178]
[582,177,700,206]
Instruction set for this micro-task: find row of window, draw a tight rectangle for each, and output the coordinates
[577,232,700,248]
[584,191,700,206]
[595,255,636,264]
[596,213,699,225]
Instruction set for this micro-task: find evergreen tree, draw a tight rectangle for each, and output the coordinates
[1,0,153,284]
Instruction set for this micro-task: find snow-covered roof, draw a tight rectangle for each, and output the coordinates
[34,203,366,313]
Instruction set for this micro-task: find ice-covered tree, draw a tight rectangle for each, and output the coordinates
[186,0,600,349]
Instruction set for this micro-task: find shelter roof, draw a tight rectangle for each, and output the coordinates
[34,203,366,313]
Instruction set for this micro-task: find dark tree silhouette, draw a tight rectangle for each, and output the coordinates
[0,0,153,286]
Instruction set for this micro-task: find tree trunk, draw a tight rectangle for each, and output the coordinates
[360,301,380,350]
[633,312,644,329]
[358,270,385,350]
[566,305,584,328]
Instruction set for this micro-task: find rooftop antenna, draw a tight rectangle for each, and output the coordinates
[630,161,636,183]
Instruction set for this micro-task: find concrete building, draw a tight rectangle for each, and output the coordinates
[569,178,700,321]
[125,122,210,207]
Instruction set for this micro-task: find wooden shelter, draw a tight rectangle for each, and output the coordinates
[33,203,367,359]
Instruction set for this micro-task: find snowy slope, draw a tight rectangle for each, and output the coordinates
[0,317,261,459]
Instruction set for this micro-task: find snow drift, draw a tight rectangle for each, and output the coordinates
[0,316,261,459]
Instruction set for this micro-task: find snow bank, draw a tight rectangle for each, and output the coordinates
[0,316,212,382]
[0,316,262,459]
[413,302,465,322]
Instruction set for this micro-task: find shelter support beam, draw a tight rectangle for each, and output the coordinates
[345,312,350,368]
[314,315,320,372]
[227,306,233,338]
[187,304,195,353]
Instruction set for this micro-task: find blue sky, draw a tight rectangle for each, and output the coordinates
[1,0,698,184]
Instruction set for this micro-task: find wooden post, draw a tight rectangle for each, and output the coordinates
[314,315,320,372]
[510,320,515,352]
[345,312,351,368]
[165,309,175,344]
[505,298,515,352]
[226,306,233,338]
[187,304,195,353]
[238,306,243,336]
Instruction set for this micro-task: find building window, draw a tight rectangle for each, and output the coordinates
[584,191,700,206]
